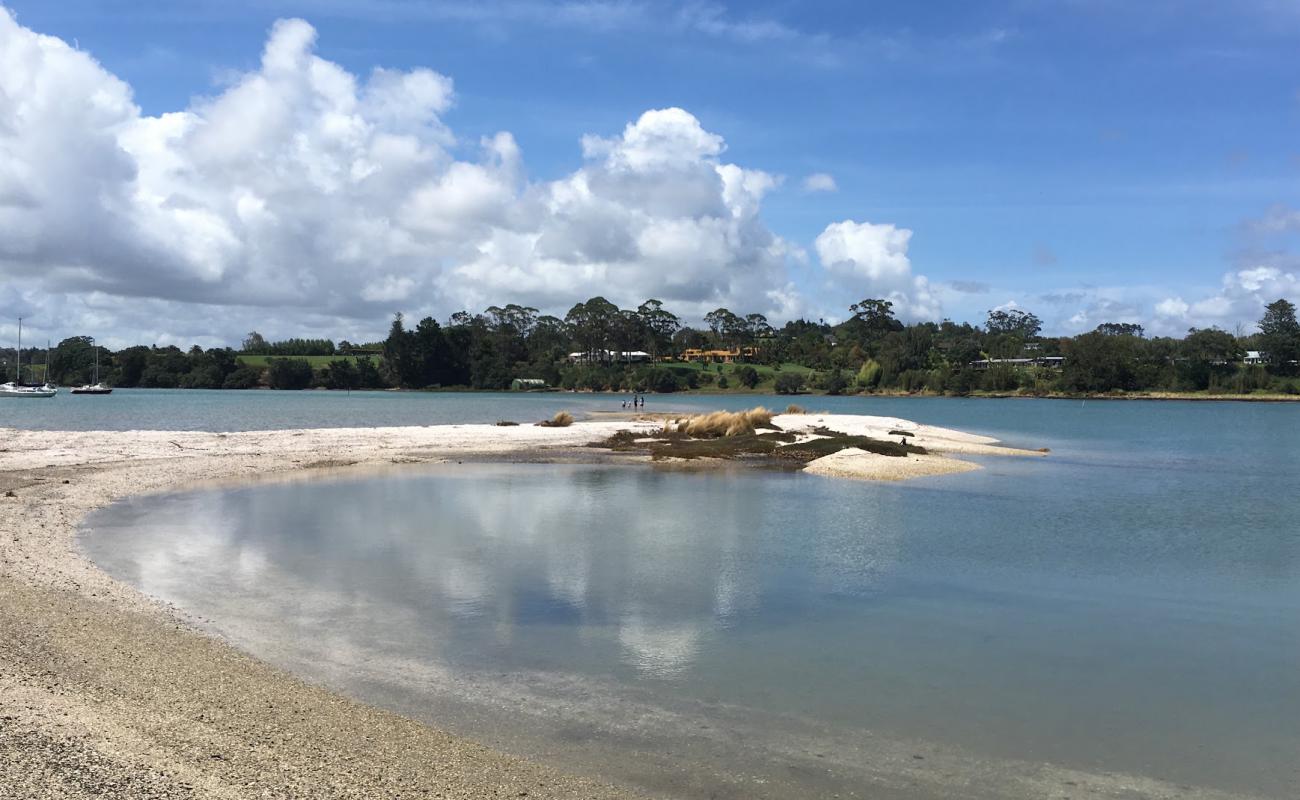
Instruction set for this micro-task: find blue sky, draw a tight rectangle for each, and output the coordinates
[2,0,1299,345]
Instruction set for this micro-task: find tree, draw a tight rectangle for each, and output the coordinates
[637,299,680,358]
[774,372,805,394]
[412,316,453,386]
[1061,332,1138,392]
[850,298,897,332]
[1095,322,1145,338]
[734,365,760,388]
[1182,327,1240,364]
[704,308,744,347]
[1259,298,1300,372]
[266,358,315,390]
[744,313,774,342]
[382,314,422,388]
[986,308,1043,339]
[241,332,269,353]
[566,297,620,361]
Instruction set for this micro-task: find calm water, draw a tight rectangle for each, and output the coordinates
[0,385,1120,445]
[80,400,1300,798]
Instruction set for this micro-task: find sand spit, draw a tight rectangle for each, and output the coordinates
[0,415,1026,799]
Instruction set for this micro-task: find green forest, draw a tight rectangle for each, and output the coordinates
[5,296,1299,397]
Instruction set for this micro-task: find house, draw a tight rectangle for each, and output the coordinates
[1244,350,1267,365]
[970,356,1065,371]
[566,350,652,364]
[681,347,759,363]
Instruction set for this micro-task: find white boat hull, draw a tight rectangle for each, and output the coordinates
[0,382,57,398]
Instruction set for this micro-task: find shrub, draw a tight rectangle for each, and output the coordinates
[821,370,849,395]
[717,375,729,389]
[774,372,805,395]
[734,365,760,388]
[537,410,574,428]
[856,359,882,388]
[636,366,685,393]
[947,369,979,396]
[222,365,263,389]
[266,358,314,390]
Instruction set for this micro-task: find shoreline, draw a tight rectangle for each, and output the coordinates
[0,415,1024,798]
[34,384,1300,403]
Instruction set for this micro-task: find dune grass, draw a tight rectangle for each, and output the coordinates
[671,407,775,438]
[537,410,574,428]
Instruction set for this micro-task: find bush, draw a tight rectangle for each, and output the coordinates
[821,370,849,395]
[266,358,314,390]
[717,375,729,389]
[636,366,685,393]
[222,365,262,389]
[734,365,760,388]
[856,359,882,388]
[774,372,805,395]
[537,411,574,427]
[947,369,979,396]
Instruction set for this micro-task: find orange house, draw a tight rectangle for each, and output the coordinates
[680,347,758,363]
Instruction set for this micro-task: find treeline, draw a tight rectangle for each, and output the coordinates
[27,296,1300,396]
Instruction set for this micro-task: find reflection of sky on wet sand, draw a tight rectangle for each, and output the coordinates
[83,459,1300,799]
[95,465,907,683]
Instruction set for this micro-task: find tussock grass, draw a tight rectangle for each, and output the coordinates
[537,410,574,428]
[673,407,775,438]
[784,404,807,414]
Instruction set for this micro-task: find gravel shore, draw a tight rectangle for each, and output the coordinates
[0,415,1020,799]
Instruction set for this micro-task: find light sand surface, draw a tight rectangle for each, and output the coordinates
[0,414,1148,800]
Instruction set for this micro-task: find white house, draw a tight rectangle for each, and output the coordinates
[566,350,652,364]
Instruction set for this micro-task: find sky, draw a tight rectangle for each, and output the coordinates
[1,0,1299,349]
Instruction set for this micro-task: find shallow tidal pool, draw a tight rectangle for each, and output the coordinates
[82,403,1300,798]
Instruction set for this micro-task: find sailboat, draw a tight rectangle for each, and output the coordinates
[1,318,57,398]
[71,338,112,395]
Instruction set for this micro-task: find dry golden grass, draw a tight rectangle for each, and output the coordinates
[784,404,807,414]
[537,410,574,427]
[673,407,774,438]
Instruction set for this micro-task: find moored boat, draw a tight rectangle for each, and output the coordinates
[71,338,112,394]
[2,318,57,398]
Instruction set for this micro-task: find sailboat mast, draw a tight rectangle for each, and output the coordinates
[16,317,22,383]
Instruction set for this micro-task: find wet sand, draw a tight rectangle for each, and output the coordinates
[0,415,1031,798]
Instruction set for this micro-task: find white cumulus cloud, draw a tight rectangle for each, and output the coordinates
[0,10,801,344]
[813,220,940,319]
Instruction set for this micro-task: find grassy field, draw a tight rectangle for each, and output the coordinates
[236,354,376,368]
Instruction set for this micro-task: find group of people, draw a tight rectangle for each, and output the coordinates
[621,394,645,409]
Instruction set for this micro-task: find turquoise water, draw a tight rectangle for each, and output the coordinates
[80,400,1300,798]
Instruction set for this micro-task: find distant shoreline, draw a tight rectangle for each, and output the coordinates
[72,384,1300,402]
